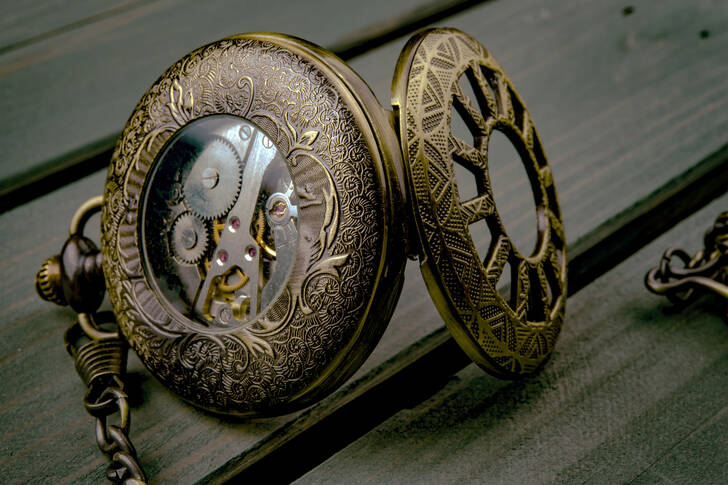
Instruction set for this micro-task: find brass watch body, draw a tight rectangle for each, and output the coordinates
[102,33,405,415]
[38,29,567,417]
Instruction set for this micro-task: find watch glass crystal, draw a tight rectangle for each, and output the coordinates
[140,115,299,329]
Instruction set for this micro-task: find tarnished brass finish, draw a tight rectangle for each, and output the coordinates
[36,255,65,305]
[38,29,567,421]
[393,29,567,377]
[36,196,147,484]
[101,33,405,416]
[66,324,146,484]
[36,196,105,313]
[646,210,728,309]
[70,195,103,235]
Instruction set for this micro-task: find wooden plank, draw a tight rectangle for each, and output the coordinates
[568,142,728,293]
[296,191,728,485]
[229,143,728,484]
[350,0,728,244]
[630,406,728,485]
[0,0,129,53]
[1,0,727,483]
[0,0,482,210]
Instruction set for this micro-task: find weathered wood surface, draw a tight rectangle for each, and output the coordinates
[1,0,727,483]
[0,1,126,52]
[297,193,728,485]
[353,0,728,242]
[0,0,464,201]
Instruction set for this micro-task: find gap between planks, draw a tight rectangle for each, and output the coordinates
[0,0,492,214]
[201,143,728,483]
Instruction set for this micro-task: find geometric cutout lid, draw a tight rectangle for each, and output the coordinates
[392,28,567,377]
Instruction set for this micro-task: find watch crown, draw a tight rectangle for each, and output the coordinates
[36,255,67,306]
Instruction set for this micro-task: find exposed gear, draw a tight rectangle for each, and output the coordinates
[170,211,210,264]
[182,136,243,220]
[252,207,276,258]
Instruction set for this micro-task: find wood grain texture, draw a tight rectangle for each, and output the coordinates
[0,0,132,53]
[351,0,728,248]
[1,0,727,483]
[0,0,443,195]
[296,192,728,485]
[229,142,728,484]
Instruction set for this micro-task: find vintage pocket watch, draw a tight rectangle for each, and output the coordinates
[37,29,567,420]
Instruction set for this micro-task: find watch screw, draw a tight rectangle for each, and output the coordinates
[201,167,219,189]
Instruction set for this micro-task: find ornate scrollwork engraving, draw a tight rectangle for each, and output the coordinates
[102,36,388,414]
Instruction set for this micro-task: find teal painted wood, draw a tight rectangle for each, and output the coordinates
[0,0,128,52]
[296,192,728,485]
[351,0,728,248]
[0,0,440,195]
[1,0,728,483]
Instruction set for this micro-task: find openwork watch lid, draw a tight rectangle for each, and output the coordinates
[393,29,568,377]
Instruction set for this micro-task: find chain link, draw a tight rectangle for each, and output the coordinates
[65,316,147,485]
[35,197,148,484]
[646,210,728,308]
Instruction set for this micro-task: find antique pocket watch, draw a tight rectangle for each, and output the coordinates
[37,29,567,419]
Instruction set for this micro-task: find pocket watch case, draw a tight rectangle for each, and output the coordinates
[393,29,567,377]
[37,28,567,417]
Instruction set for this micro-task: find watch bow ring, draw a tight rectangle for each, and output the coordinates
[36,29,567,419]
